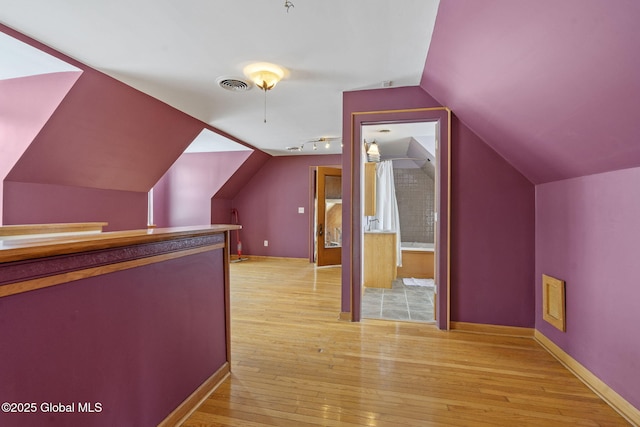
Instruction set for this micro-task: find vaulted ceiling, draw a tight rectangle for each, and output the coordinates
[0,0,439,156]
[2,0,639,187]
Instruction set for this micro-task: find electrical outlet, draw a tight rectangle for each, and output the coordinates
[264,240,269,247]
[298,207,304,214]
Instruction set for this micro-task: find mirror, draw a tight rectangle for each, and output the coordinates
[324,175,342,248]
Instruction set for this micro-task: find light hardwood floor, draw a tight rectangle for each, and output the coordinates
[181,257,630,426]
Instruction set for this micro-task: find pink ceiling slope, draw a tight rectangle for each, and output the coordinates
[421,0,640,184]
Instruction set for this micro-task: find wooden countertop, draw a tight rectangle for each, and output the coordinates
[0,222,109,237]
[0,225,240,264]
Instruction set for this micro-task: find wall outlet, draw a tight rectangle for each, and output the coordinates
[263,240,269,247]
[298,207,304,214]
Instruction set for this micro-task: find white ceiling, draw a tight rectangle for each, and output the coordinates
[184,129,254,154]
[362,122,436,158]
[0,31,79,79]
[0,0,440,156]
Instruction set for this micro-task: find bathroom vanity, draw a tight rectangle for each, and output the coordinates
[363,231,397,288]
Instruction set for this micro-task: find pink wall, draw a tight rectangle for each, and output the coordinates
[451,118,535,327]
[153,151,252,228]
[3,181,148,231]
[231,154,341,258]
[0,72,81,224]
[213,150,271,200]
[536,166,640,409]
[422,1,640,184]
[0,248,227,426]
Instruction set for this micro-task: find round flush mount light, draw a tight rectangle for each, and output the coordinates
[216,76,252,92]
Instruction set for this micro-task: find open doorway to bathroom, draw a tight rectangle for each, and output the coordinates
[348,107,450,329]
[361,121,438,323]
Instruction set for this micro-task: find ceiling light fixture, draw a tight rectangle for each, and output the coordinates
[243,62,285,123]
[366,140,381,162]
[293,137,341,152]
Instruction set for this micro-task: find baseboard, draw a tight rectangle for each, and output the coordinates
[339,311,352,321]
[232,255,309,261]
[450,321,534,337]
[535,330,640,426]
[158,362,230,427]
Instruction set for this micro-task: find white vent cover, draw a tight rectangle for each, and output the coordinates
[216,76,252,92]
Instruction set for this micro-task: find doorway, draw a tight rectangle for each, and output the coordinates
[361,122,437,323]
[347,107,451,330]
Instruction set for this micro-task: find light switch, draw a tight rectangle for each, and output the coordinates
[298,207,305,214]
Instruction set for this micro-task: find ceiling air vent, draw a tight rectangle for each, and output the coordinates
[216,76,252,92]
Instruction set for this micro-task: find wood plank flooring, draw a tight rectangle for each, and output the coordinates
[181,257,630,426]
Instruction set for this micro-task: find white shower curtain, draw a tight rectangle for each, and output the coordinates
[373,161,402,266]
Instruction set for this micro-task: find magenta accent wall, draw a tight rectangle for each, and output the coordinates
[3,181,148,231]
[0,72,81,224]
[451,118,535,327]
[153,151,252,228]
[536,166,640,409]
[421,1,640,184]
[214,150,271,200]
[211,199,232,224]
[210,150,271,227]
[0,250,227,427]
[231,154,341,258]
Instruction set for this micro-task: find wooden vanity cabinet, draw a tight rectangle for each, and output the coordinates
[363,231,397,288]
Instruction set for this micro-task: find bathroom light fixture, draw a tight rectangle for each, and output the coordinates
[366,140,381,162]
[243,62,285,123]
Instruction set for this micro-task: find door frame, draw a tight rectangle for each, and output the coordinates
[347,107,451,330]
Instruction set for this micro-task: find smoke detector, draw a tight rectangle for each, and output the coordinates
[216,76,252,92]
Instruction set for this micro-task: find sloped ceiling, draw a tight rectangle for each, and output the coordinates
[421,0,640,184]
[6,69,205,192]
[0,0,439,156]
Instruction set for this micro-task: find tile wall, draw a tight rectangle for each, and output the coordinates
[393,166,435,243]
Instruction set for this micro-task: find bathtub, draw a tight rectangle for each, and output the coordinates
[397,242,435,279]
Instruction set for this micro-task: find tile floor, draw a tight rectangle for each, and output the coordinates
[362,278,435,322]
